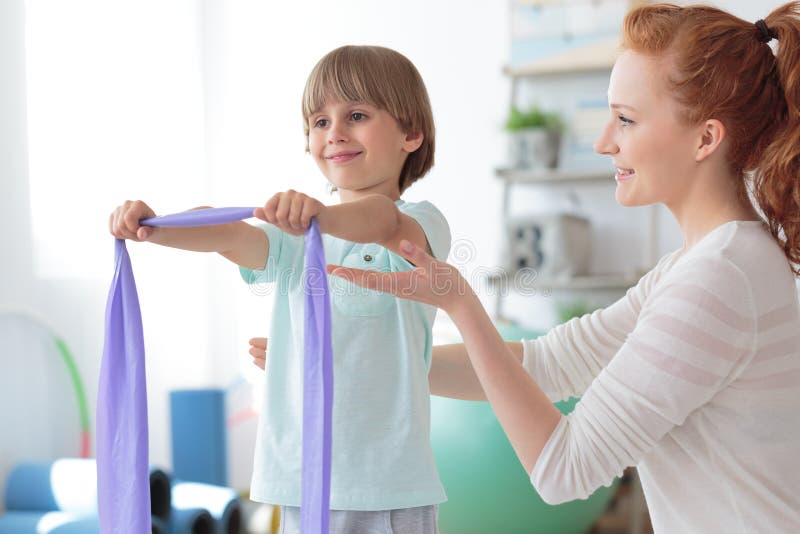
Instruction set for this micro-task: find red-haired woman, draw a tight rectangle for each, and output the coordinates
[327,3,800,531]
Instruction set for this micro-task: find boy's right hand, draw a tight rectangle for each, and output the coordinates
[109,200,158,241]
[255,190,325,236]
[249,337,268,370]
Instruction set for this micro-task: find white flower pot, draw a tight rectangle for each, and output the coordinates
[508,128,560,170]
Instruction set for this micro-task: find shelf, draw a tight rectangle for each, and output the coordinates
[487,270,640,291]
[496,167,613,185]
[503,37,619,78]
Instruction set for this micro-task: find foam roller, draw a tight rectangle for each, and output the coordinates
[3,459,172,526]
[172,481,242,534]
[3,460,97,514]
[0,511,95,533]
[168,508,214,534]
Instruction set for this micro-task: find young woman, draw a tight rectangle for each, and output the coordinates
[326,3,800,532]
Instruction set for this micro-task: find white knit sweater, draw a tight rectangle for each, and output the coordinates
[522,220,800,533]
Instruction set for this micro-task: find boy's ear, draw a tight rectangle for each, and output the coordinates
[695,119,726,162]
[402,131,424,153]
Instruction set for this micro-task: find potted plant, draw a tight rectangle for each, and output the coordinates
[504,105,563,170]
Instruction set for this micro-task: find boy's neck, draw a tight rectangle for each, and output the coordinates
[338,185,402,203]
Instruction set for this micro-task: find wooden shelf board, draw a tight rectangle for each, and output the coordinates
[504,37,620,78]
[496,167,614,184]
[487,271,641,290]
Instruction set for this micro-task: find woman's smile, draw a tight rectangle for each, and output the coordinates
[615,166,636,182]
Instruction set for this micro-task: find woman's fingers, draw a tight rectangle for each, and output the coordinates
[328,239,468,313]
[327,265,419,298]
[398,239,438,269]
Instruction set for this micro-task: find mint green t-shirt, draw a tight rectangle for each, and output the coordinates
[240,200,451,510]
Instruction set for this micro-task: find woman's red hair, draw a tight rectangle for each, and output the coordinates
[622,2,800,273]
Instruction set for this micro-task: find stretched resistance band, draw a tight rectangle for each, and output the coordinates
[98,208,333,534]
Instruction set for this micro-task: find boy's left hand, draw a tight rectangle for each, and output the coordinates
[249,337,268,370]
[255,190,325,236]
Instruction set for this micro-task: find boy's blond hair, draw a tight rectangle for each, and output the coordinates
[302,45,435,193]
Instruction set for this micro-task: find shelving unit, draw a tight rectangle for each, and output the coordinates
[496,166,660,267]
[493,35,660,318]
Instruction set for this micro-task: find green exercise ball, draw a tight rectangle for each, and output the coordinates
[431,321,618,534]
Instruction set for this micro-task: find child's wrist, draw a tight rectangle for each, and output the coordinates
[315,204,331,233]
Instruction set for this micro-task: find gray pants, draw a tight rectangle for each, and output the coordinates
[279,505,439,534]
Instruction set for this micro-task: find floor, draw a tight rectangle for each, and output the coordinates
[590,468,654,534]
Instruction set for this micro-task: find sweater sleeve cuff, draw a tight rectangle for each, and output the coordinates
[521,337,537,375]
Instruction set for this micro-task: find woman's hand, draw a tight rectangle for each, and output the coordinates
[249,337,268,370]
[327,239,473,315]
[255,190,326,236]
[109,200,158,241]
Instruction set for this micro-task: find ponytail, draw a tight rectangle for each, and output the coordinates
[751,2,800,274]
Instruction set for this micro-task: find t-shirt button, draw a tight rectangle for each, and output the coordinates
[363,254,374,262]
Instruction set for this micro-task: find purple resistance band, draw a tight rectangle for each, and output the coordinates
[98,207,332,534]
[301,218,333,534]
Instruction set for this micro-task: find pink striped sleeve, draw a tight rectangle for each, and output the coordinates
[522,251,680,401]
[530,255,757,504]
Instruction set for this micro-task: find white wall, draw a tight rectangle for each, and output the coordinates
[1,0,33,309]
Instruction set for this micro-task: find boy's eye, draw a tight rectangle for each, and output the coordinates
[314,118,329,128]
[351,112,366,121]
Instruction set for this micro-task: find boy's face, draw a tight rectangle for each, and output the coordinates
[307,100,422,201]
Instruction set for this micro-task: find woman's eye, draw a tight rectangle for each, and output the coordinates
[618,115,634,126]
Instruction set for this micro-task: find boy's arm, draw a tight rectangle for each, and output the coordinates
[430,342,523,401]
[257,191,431,256]
[110,201,269,270]
[245,335,524,400]
[319,195,432,255]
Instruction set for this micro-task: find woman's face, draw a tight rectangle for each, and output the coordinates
[594,50,701,209]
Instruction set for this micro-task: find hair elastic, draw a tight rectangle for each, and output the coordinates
[755,19,777,43]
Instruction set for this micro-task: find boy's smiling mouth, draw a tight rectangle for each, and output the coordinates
[326,150,362,163]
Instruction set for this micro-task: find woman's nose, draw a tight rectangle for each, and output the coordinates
[593,121,618,155]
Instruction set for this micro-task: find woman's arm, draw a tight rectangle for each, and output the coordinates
[330,241,760,504]
[447,292,561,472]
[430,342,523,401]
[328,239,561,473]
